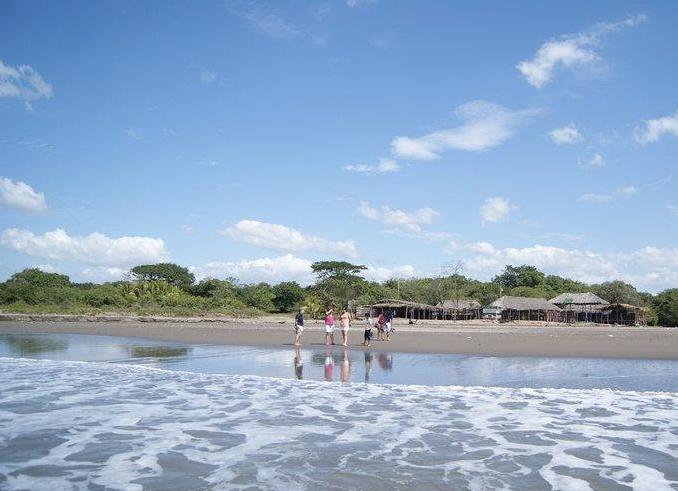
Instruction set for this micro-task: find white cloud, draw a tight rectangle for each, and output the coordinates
[191,254,315,285]
[343,158,400,175]
[199,70,217,83]
[223,220,357,258]
[517,14,647,88]
[579,185,636,203]
[463,242,678,293]
[345,0,376,7]
[634,112,678,144]
[358,201,439,232]
[364,264,415,282]
[583,153,606,168]
[80,266,128,283]
[391,100,540,160]
[181,224,195,235]
[0,177,47,212]
[480,197,515,224]
[123,129,141,140]
[0,59,53,102]
[0,228,168,266]
[227,3,299,40]
[550,124,582,144]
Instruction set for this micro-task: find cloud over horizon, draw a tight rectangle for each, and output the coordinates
[224,220,358,258]
[0,177,47,212]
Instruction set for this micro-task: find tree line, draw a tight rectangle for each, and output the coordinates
[1,261,677,326]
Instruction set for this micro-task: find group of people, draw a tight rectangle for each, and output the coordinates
[293,307,394,347]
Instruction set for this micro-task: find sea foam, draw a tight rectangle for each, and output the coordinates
[0,357,677,490]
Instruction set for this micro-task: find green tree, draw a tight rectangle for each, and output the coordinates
[592,280,644,305]
[272,281,305,312]
[311,261,367,309]
[654,289,678,327]
[238,283,275,312]
[494,265,545,289]
[130,263,195,290]
[6,268,71,288]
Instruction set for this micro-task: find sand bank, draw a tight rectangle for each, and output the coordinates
[1,317,677,359]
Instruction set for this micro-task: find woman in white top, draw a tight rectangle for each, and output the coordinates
[339,310,351,347]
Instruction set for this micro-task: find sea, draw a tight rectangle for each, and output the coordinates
[0,330,677,490]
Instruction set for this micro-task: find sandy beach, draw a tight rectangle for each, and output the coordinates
[1,316,677,359]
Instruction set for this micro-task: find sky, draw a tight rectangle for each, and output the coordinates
[0,0,677,293]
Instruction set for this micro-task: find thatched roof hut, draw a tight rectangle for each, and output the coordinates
[370,299,439,320]
[437,299,482,310]
[549,292,609,306]
[488,296,562,322]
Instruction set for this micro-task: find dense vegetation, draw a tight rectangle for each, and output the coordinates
[1,262,676,326]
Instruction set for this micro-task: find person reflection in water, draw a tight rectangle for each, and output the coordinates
[340,349,351,383]
[364,351,373,383]
[294,347,303,380]
[378,353,393,371]
[324,348,334,382]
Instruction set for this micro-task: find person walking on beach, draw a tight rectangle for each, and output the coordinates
[363,312,373,347]
[384,310,393,341]
[376,313,386,341]
[324,307,335,346]
[339,309,351,347]
[294,309,304,346]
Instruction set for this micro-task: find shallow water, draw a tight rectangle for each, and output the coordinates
[1,331,677,490]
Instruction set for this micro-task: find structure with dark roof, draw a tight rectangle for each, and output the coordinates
[436,299,482,320]
[549,292,609,323]
[488,296,562,323]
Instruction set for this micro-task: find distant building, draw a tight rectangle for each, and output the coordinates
[436,299,482,320]
[488,296,562,323]
[549,292,609,323]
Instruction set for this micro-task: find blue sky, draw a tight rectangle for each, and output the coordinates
[1,0,677,292]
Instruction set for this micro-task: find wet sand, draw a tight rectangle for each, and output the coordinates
[2,319,677,359]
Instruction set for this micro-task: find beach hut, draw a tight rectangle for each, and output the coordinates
[370,299,440,321]
[436,299,482,320]
[599,303,649,326]
[549,292,609,323]
[488,296,562,323]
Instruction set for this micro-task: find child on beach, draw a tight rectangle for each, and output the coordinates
[324,307,335,346]
[363,312,373,346]
[294,309,304,346]
[384,310,393,341]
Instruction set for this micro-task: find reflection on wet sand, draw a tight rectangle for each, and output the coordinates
[307,348,391,383]
[129,346,189,358]
[2,334,67,355]
[294,348,303,380]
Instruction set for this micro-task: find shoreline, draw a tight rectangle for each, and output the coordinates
[2,317,677,360]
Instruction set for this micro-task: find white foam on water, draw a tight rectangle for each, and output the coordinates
[0,357,677,491]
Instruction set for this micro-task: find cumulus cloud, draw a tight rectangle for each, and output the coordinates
[579,185,636,203]
[224,220,357,258]
[343,158,400,175]
[358,201,439,232]
[391,101,540,160]
[517,14,647,88]
[634,111,678,144]
[550,124,582,145]
[0,177,47,212]
[0,228,168,266]
[462,242,678,293]
[191,255,315,285]
[0,59,53,102]
[364,264,415,282]
[480,197,515,225]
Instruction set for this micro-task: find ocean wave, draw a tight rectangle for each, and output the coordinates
[1,357,677,490]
